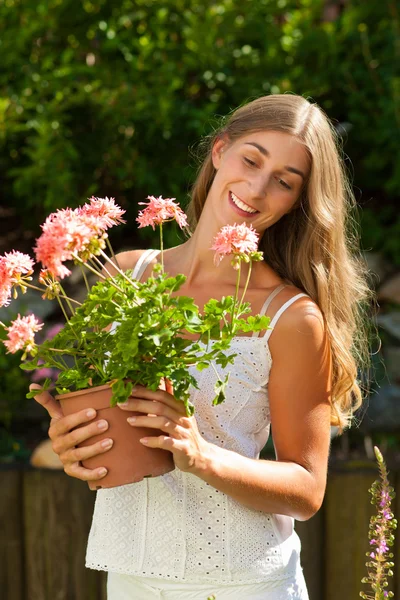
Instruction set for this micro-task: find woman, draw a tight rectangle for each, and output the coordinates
[32,94,374,599]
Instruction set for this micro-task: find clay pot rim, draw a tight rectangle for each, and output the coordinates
[55,382,112,401]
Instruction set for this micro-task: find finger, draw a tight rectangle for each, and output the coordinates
[60,437,113,464]
[30,384,64,421]
[64,462,108,482]
[128,415,180,435]
[52,418,108,454]
[140,435,177,451]
[119,398,181,422]
[164,378,174,395]
[49,408,99,440]
[125,386,186,415]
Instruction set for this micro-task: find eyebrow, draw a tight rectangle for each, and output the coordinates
[244,142,306,180]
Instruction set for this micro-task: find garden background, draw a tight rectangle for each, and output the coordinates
[0,0,399,598]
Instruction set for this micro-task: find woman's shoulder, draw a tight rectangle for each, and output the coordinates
[277,282,323,323]
[115,249,151,270]
[268,282,326,353]
[105,249,156,277]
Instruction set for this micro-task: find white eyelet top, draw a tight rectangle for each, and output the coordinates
[86,249,310,585]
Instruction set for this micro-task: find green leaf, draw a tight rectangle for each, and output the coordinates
[196,361,210,371]
[20,361,39,371]
[212,373,230,406]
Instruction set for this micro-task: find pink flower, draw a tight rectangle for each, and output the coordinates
[377,539,389,554]
[136,195,188,230]
[2,251,35,282]
[0,251,34,306]
[0,259,12,307]
[78,196,126,230]
[382,509,392,520]
[380,490,390,507]
[34,208,103,279]
[211,223,259,265]
[3,314,43,354]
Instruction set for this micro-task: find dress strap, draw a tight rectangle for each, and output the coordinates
[131,249,161,281]
[263,293,309,342]
[251,283,287,338]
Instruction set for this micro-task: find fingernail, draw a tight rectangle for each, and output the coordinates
[128,417,136,424]
[117,401,128,407]
[98,468,107,476]
[86,409,96,418]
[101,439,113,448]
[97,420,108,429]
[140,438,148,444]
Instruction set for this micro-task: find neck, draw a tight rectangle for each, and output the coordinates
[172,210,252,287]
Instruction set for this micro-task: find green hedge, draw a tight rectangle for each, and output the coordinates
[0,0,399,260]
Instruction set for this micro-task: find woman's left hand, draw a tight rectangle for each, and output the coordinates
[117,381,211,474]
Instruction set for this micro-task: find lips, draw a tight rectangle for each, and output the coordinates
[229,191,259,217]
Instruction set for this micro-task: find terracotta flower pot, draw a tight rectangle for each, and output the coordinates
[56,383,175,491]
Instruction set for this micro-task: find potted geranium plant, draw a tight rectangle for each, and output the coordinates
[0,195,270,489]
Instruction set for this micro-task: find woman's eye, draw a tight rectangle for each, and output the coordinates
[243,157,257,167]
[278,178,291,190]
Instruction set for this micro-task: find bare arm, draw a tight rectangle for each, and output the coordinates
[191,298,333,521]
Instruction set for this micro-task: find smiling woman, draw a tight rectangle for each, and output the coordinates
[33,93,377,600]
[188,95,375,432]
[206,130,310,228]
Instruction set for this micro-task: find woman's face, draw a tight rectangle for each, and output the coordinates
[208,130,311,235]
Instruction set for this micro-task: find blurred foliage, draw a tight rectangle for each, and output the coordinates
[0,0,399,260]
[0,428,31,463]
[0,340,31,429]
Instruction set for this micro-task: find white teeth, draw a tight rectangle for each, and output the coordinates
[230,192,257,214]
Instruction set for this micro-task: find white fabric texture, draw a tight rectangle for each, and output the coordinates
[86,248,309,595]
[107,569,309,599]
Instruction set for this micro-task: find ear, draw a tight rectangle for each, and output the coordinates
[211,135,229,170]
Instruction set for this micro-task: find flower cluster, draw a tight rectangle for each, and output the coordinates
[1,315,43,359]
[211,223,262,269]
[0,250,35,307]
[34,197,125,280]
[0,193,268,411]
[360,446,397,599]
[136,195,188,230]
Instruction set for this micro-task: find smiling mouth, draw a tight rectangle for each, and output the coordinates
[229,191,259,215]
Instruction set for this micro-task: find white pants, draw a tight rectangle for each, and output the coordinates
[107,571,309,599]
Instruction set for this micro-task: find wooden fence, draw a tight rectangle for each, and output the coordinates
[1,463,399,600]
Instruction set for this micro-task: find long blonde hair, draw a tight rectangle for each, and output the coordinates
[186,94,378,433]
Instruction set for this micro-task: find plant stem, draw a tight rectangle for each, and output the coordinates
[210,360,221,381]
[71,253,125,294]
[56,296,78,341]
[106,237,120,270]
[239,261,253,308]
[230,260,241,335]
[58,283,75,316]
[91,254,115,279]
[90,358,107,379]
[98,249,139,288]
[80,265,90,293]
[44,356,69,371]
[24,283,81,306]
[160,222,164,272]
[45,353,70,370]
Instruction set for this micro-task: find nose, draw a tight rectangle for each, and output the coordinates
[249,171,270,200]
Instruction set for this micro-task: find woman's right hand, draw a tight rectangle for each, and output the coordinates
[30,384,113,482]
